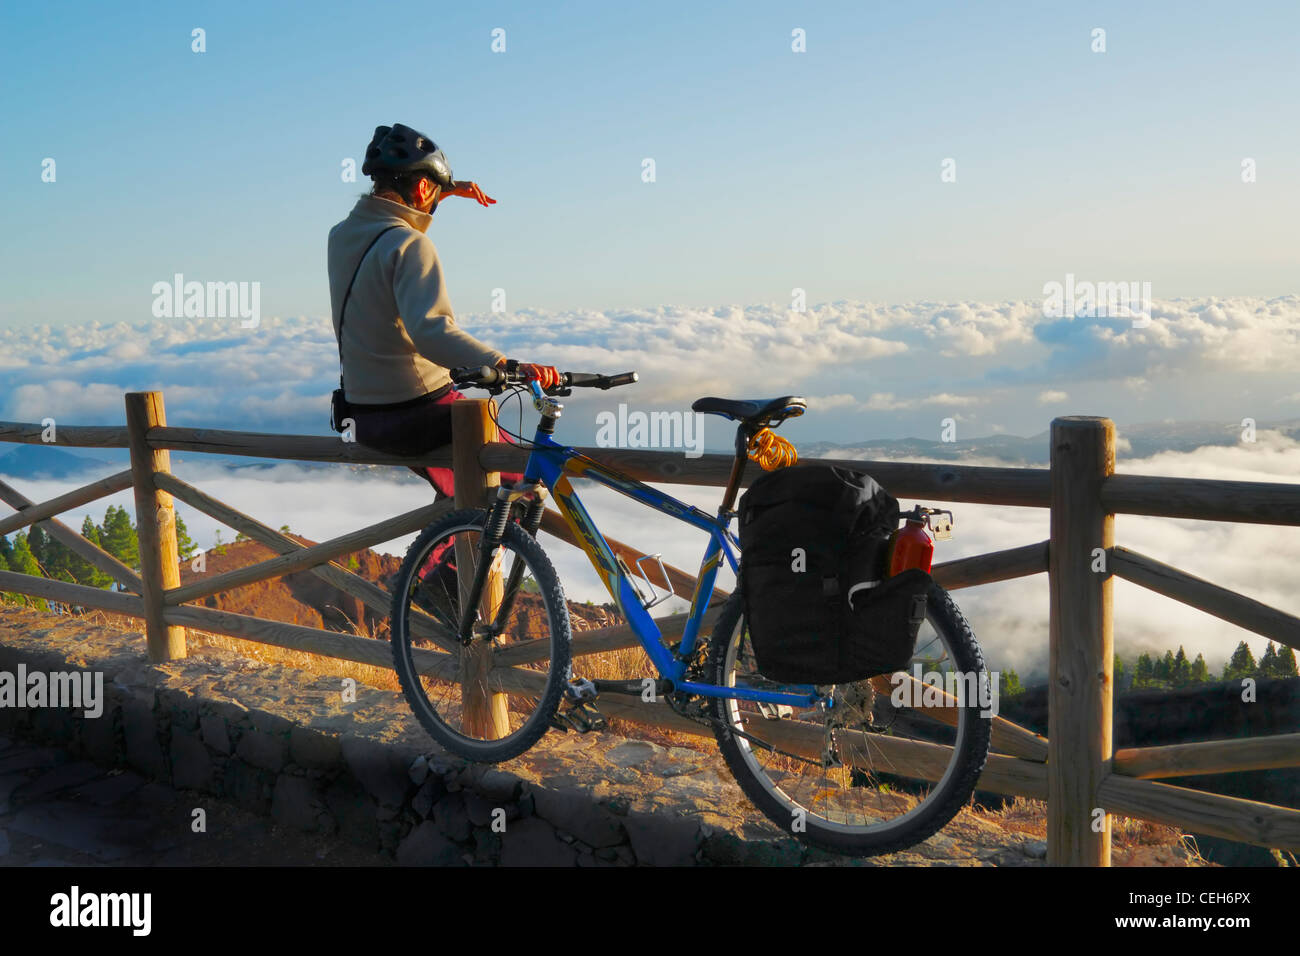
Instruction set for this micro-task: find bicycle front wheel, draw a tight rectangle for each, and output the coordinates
[390,508,571,763]
[709,581,991,856]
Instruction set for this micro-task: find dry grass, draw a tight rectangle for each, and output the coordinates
[51,607,405,692]
[974,795,1048,838]
[189,629,404,693]
[973,794,1205,860]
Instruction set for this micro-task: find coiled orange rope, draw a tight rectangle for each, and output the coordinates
[747,428,798,470]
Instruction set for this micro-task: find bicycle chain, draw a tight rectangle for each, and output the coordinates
[663,645,841,770]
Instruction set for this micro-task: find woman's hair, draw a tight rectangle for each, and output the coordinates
[369,170,434,205]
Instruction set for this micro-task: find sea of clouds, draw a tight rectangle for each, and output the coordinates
[3,296,1299,681]
[3,295,1299,443]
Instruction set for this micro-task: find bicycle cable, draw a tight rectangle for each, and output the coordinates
[487,384,536,450]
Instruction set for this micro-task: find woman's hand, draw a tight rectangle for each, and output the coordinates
[444,181,496,206]
[517,363,561,389]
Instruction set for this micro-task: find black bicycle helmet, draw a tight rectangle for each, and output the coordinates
[361,123,453,188]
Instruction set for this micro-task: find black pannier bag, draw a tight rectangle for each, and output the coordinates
[736,462,932,684]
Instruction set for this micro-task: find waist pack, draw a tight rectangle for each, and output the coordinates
[737,462,931,684]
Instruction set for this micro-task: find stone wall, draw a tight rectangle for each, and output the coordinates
[0,609,832,866]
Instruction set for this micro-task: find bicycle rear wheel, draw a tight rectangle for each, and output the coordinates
[708,581,991,856]
[390,508,571,763]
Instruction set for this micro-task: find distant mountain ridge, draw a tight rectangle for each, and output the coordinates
[801,418,1300,466]
[0,445,112,478]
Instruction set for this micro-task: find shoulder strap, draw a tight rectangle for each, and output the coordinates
[337,224,402,389]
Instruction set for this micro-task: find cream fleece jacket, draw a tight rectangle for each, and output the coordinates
[327,195,505,404]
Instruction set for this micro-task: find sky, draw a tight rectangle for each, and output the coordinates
[2,0,1298,326]
[2,1,1299,680]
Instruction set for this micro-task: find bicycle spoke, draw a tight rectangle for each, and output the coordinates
[712,587,989,850]
[391,511,570,761]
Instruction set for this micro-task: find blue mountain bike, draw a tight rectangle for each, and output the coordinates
[389,367,992,856]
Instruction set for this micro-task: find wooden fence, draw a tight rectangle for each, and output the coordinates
[1,393,1298,865]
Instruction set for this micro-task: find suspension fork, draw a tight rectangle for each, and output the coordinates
[455,481,549,642]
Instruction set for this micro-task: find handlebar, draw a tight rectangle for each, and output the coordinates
[450,366,638,393]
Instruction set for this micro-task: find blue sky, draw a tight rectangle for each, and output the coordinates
[2,1,1299,444]
[3,2,1300,673]
[2,0,1298,329]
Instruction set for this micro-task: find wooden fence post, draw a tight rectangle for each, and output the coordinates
[125,391,187,662]
[1048,416,1115,865]
[452,399,509,739]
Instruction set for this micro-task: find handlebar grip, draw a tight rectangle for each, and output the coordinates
[602,371,638,389]
[563,371,639,389]
[451,365,506,386]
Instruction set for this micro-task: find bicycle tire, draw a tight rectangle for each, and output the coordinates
[708,580,992,856]
[390,507,571,763]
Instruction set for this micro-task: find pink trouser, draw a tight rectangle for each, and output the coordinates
[412,387,524,577]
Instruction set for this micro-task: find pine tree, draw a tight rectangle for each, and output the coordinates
[1259,642,1279,678]
[1275,644,1299,678]
[26,524,51,567]
[1135,652,1154,689]
[174,513,197,560]
[0,533,14,568]
[100,505,140,570]
[1001,667,1025,699]
[1113,654,1128,692]
[68,517,113,588]
[7,534,49,611]
[1191,653,1209,683]
[1223,641,1257,681]
[39,533,75,583]
[1156,649,1175,684]
[1172,646,1191,687]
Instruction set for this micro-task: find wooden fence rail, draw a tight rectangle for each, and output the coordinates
[2,393,1299,865]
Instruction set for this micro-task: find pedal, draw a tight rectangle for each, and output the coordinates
[551,701,607,734]
[564,677,599,704]
[549,678,607,734]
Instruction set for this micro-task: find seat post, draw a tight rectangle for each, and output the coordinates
[719,424,751,514]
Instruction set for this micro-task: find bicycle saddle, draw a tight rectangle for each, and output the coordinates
[691,395,807,424]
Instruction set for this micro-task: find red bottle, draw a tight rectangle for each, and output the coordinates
[888,517,934,575]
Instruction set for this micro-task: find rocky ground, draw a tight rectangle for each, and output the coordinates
[0,606,1210,867]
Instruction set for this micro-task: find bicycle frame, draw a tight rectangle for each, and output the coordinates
[516,400,820,710]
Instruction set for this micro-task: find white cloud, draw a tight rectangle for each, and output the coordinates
[805,393,861,412]
[859,392,983,412]
[9,381,131,422]
[3,296,1299,456]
